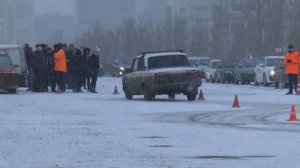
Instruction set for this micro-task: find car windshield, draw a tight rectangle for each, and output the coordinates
[243,60,258,67]
[199,59,211,66]
[222,61,236,67]
[148,55,191,69]
[211,61,221,68]
[189,59,199,66]
[5,48,20,63]
[0,51,13,66]
[266,58,282,66]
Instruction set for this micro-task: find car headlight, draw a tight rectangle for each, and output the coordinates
[270,70,275,76]
[120,67,125,71]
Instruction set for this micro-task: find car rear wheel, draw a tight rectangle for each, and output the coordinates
[168,93,176,99]
[187,93,197,101]
[8,89,17,94]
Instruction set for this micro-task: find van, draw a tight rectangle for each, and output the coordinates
[0,45,28,86]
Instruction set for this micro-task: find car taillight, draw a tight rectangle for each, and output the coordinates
[189,71,201,78]
[154,74,168,81]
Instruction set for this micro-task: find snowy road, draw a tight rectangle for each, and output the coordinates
[1,77,300,168]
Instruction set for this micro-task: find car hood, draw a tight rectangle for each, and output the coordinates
[150,67,199,73]
[222,67,235,72]
[0,66,16,73]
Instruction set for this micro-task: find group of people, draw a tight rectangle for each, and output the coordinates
[24,43,100,93]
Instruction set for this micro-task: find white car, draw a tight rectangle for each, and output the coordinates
[204,59,221,83]
[254,56,284,86]
[0,45,27,86]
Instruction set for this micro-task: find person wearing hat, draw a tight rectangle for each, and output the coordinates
[284,44,300,95]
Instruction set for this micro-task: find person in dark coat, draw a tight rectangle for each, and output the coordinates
[24,44,34,91]
[81,47,91,91]
[87,53,100,93]
[32,44,48,92]
[71,49,84,92]
[66,44,75,90]
[45,47,56,92]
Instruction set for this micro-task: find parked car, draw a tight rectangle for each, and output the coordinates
[122,50,202,101]
[273,59,288,88]
[113,57,132,77]
[254,56,284,86]
[216,60,237,84]
[234,58,259,85]
[0,45,27,87]
[0,49,19,93]
[204,59,221,83]
[188,57,213,79]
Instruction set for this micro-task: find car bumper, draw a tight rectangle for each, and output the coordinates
[153,81,202,94]
[0,73,19,89]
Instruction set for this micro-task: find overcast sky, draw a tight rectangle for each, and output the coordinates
[34,0,76,15]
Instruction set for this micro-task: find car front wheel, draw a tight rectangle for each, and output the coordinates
[263,74,269,87]
[254,74,259,86]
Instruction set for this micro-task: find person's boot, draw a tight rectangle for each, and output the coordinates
[56,86,62,94]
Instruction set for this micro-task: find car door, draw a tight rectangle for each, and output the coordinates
[126,58,140,94]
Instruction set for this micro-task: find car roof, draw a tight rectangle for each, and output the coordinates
[188,56,212,60]
[262,56,284,59]
[139,51,186,59]
[0,45,20,49]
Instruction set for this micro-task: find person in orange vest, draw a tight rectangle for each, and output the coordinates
[54,43,67,93]
[284,44,299,95]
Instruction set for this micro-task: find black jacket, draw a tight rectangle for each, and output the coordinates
[87,54,100,76]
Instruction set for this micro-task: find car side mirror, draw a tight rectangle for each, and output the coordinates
[125,69,132,74]
[13,65,20,68]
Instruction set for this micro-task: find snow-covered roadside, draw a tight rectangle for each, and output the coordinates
[0,77,300,168]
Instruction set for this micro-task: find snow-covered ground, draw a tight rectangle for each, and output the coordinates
[1,77,300,168]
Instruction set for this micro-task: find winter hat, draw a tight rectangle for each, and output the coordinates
[288,44,294,49]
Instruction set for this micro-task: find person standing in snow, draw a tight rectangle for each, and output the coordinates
[32,44,47,92]
[54,43,67,93]
[284,44,300,95]
[87,49,100,93]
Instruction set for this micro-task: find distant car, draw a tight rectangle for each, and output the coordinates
[0,49,19,93]
[204,59,221,83]
[216,60,237,84]
[188,57,213,79]
[254,56,284,86]
[122,50,202,101]
[113,57,132,77]
[234,59,259,85]
[0,45,27,87]
[273,59,288,88]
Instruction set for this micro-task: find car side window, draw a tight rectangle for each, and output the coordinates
[132,58,139,72]
[138,56,145,71]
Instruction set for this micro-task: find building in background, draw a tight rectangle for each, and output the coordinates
[0,0,34,44]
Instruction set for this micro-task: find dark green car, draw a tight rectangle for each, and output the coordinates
[122,51,202,101]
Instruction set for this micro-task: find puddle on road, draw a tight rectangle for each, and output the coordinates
[187,155,275,160]
[149,145,173,148]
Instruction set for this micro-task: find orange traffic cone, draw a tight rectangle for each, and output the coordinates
[288,105,299,121]
[113,86,120,95]
[197,89,205,100]
[232,95,240,108]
